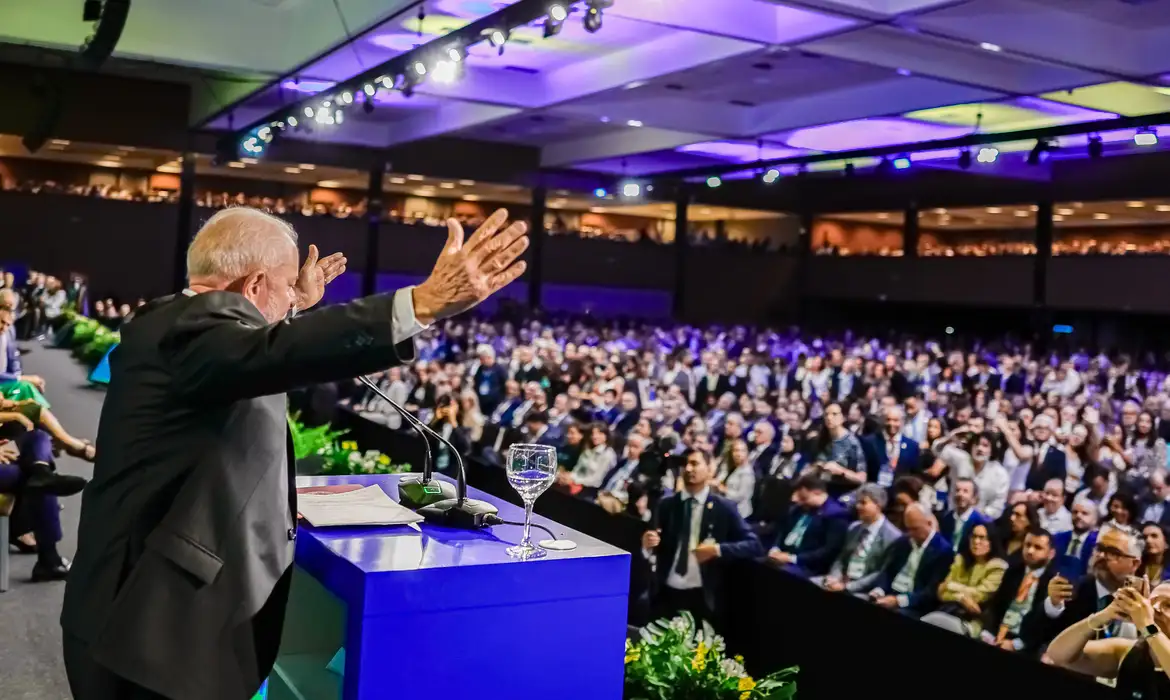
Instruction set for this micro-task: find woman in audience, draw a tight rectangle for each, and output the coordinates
[561,422,616,492]
[921,523,1008,637]
[1107,490,1142,529]
[810,402,866,500]
[997,415,1035,496]
[458,390,486,444]
[1123,411,1168,497]
[717,439,755,519]
[557,421,585,471]
[995,501,1041,567]
[888,474,928,530]
[1143,522,1169,586]
[426,394,471,476]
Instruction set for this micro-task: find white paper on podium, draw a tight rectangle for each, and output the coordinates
[297,485,425,528]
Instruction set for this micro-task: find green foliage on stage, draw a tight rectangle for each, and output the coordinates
[624,612,796,700]
[58,312,121,367]
[288,412,411,476]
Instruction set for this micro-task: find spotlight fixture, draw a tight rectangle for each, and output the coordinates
[762,168,780,184]
[958,148,972,170]
[621,182,641,198]
[287,115,298,128]
[976,147,999,164]
[892,155,912,170]
[363,83,376,97]
[584,0,613,33]
[594,187,608,197]
[341,91,353,104]
[1026,139,1050,165]
[1088,134,1103,159]
[432,60,460,85]
[706,176,722,188]
[334,109,344,124]
[447,45,465,63]
[413,61,427,77]
[544,3,567,38]
[1135,127,1158,147]
[487,28,509,55]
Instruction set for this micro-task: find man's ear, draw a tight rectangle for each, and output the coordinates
[240,270,266,300]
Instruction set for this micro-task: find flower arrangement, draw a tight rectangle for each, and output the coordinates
[57,312,121,367]
[624,613,796,700]
[287,412,411,476]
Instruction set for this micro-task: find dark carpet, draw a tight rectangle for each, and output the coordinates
[2,345,105,700]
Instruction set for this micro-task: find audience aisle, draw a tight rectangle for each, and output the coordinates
[1,345,99,700]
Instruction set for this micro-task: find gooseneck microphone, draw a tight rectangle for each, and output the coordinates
[355,375,450,508]
[356,375,498,528]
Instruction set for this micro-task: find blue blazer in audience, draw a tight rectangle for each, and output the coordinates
[870,532,952,614]
[939,509,992,554]
[0,336,22,384]
[861,433,920,486]
[1051,529,1098,578]
[771,499,849,576]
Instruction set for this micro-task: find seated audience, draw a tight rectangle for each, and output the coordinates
[766,474,848,578]
[861,503,952,617]
[940,478,991,554]
[1044,524,1145,640]
[921,522,1008,638]
[816,484,901,594]
[1052,501,1100,579]
[996,501,1042,567]
[1143,522,1169,587]
[1038,478,1073,535]
[980,527,1056,653]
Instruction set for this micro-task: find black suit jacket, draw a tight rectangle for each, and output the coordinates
[651,492,762,612]
[695,374,732,410]
[983,563,1055,652]
[61,290,415,700]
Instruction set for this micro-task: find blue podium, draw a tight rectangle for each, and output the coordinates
[271,474,630,700]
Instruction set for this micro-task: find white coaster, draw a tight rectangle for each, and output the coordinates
[539,538,577,551]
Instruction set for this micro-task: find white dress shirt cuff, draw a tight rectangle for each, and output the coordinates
[1011,638,1025,651]
[1043,597,1065,619]
[896,594,910,608]
[392,287,430,345]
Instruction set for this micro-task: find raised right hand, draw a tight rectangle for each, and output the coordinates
[412,209,528,325]
[1048,575,1074,605]
[642,529,661,550]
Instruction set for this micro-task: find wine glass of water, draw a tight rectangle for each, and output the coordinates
[505,443,557,559]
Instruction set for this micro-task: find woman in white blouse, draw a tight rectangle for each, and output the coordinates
[717,439,756,518]
[569,423,618,489]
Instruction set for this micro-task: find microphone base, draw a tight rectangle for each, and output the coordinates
[418,498,500,529]
[397,476,457,510]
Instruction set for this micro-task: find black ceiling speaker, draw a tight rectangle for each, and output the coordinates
[22,0,132,152]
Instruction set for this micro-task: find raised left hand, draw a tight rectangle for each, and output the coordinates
[294,245,347,311]
[1115,585,1156,628]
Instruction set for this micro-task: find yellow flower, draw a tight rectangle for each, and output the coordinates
[341,441,358,450]
[738,677,756,692]
[624,649,640,664]
[691,642,708,672]
[377,454,390,465]
[735,655,744,664]
[739,692,750,700]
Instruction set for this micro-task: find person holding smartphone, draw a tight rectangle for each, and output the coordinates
[1047,575,1170,696]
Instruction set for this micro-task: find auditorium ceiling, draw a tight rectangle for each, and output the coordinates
[4,0,1170,179]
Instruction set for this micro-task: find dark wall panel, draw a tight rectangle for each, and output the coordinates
[806,257,1034,307]
[684,251,799,323]
[0,192,176,299]
[1049,257,1170,314]
[542,237,674,291]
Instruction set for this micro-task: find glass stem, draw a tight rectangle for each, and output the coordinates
[522,500,534,547]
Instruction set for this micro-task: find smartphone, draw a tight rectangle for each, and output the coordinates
[1054,554,1085,582]
[1125,575,1145,591]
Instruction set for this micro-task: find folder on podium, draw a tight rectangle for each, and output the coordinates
[271,473,630,700]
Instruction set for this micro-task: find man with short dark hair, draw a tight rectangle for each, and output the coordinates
[982,527,1056,653]
[766,473,849,578]
[641,448,761,627]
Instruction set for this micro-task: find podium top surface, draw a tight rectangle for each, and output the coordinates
[293,473,630,615]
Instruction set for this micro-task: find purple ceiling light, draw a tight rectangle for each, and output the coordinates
[676,140,809,162]
[781,117,970,152]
